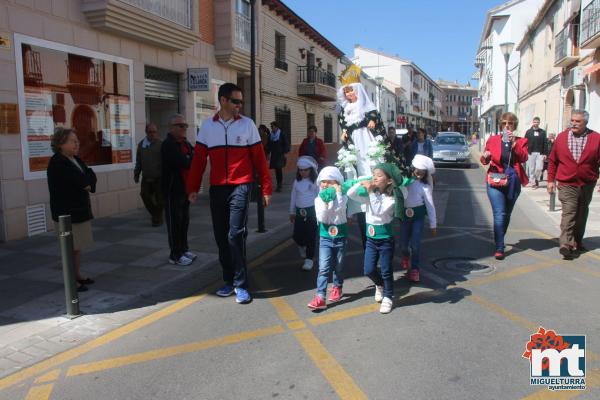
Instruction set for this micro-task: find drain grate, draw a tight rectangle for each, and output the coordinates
[432,257,495,276]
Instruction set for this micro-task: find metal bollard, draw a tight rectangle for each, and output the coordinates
[549,190,556,212]
[255,178,266,233]
[58,215,81,319]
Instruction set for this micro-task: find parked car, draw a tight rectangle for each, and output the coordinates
[432,132,471,168]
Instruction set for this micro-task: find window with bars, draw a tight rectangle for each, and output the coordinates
[323,114,333,143]
[275,106,291,145]
[275,32,287,71]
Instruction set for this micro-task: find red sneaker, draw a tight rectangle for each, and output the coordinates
[494,251,505,260]
[401,256,410,270]
[328,286,342,303]
[307,295,326,310]
[408,269,420,282]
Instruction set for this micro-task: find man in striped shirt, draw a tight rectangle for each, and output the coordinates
[547,110,600,259]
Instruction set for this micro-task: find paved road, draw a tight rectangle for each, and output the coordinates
[2,162,600,400]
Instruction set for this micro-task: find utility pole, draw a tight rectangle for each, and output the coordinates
[250,0,265,233]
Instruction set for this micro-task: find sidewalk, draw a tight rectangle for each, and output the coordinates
[470,142,600,241]
[0,173,296,378]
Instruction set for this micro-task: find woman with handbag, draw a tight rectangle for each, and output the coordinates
[480,112,529,260]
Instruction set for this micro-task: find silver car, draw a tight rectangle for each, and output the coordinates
[432,132,471,168]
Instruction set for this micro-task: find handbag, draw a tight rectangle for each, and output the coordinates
[487,172,508,187]
[486,141,512,188]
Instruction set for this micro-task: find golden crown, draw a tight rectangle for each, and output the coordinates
[338,64,362,86]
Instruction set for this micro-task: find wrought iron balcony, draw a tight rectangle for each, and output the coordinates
[581,0,600,49]
[555,24,579,67]
[297,66,336,101]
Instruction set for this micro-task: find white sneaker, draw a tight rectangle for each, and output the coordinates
[374,285,384,303]
[184,251,197,261]
[380,297,393,314]
[302,259,314,271]
[169,255,193,266]
[298,246,306,259]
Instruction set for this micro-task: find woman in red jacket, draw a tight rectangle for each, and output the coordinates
[480,112,529,260]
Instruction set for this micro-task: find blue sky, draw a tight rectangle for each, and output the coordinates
[282,0,504,84]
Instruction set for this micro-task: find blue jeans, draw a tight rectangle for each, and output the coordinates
[364,237,395,298]
[316,237,346,298]
[209,184,252,289]
[399,217,425,270]
[486,184,520,252]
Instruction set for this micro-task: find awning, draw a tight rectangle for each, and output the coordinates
[584,63,600,76]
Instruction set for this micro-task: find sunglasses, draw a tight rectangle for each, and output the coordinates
[173,123,188,128]
[228,98,243,105]
[298,168,311,172]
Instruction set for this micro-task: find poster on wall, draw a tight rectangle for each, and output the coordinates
[24,89,54,171]
[14,34,135,179]
[107,95,132,163]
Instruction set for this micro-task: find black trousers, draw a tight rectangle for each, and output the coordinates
[209,184,251,289]
[140,178,163,225]
[293,212,317,259]
[164,192,189,260]
[356,212,367,250]
[274,168,283,189]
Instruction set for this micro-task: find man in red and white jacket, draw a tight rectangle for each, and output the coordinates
[187,83,272,304]
[547,110,600,259]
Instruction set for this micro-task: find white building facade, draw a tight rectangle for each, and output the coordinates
[353,46,442,133]
[474,0,545,136]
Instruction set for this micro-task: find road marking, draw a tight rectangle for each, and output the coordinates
[287,321,306,330]
[66,325,285,377]
[269,298,301,322]
[467,294,538,331]
[0,239,293,391]
[520,368,600,399]
[33,369,60,384]
[256,268,368,398]
[458,261,556,287]
[294,329,368,400]
[0,293,206,391]
[467,294,600,362]
[309,304,379,326]
[24,384,53,400]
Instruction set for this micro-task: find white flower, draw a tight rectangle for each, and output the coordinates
[375,135,384,142]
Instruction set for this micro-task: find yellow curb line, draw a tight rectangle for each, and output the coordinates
[0,239,293,392]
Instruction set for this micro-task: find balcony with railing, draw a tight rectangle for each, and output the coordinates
[234,12,251,52]
[581,0,600,49]
[81,0,197,50]
[66,57,104,105]
[214,2,259,72]
[555,24,580,67]
[121,0,191,28]
[23,48,43,87]
[297,66,336,101]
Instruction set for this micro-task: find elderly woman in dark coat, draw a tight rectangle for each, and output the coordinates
[47,128,97,292]
[266,121,290,192]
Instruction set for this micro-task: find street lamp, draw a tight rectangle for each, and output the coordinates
[500,42,514,113]
[375,76,384,113]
